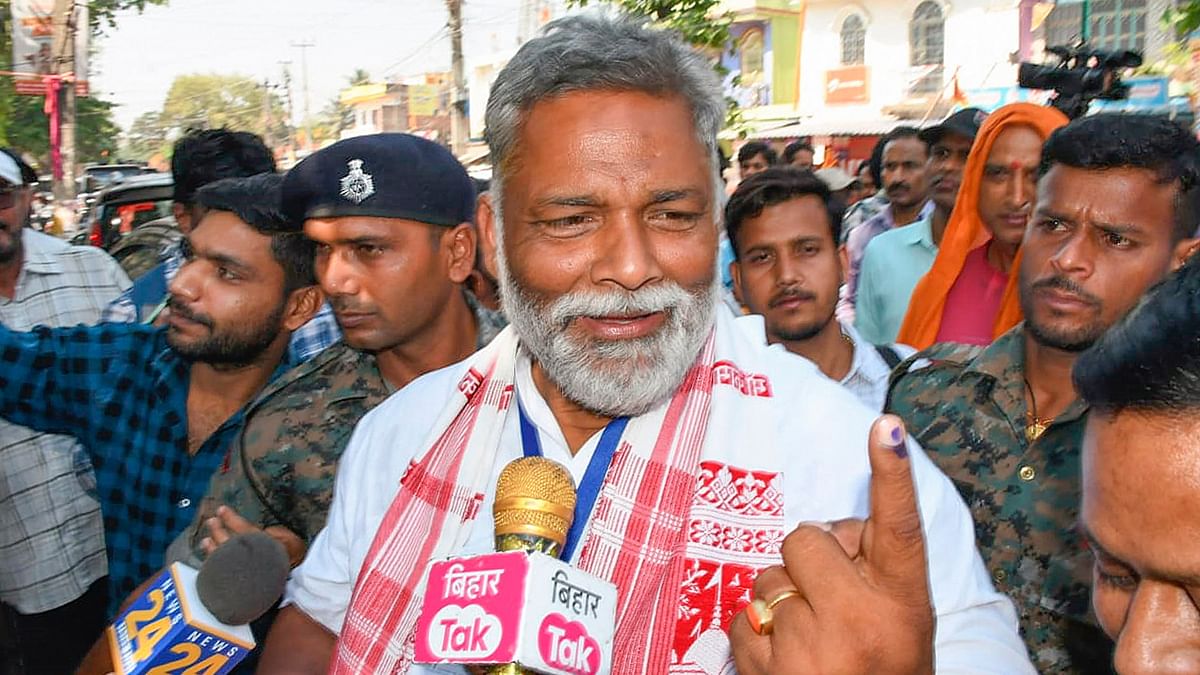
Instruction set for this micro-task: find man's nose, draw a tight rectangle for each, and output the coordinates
[1113,583,1200,675]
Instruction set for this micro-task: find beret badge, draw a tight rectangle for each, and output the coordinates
[339,159,376,204]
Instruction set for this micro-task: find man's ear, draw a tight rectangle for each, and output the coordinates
[476,193,500,280]
[1173,237,1200,269]
[282,286,324,332]
[729,259,744,306]
[838,243,849,286]
[443,222,477,284]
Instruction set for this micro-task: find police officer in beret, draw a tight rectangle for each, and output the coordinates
[157,134,507,665]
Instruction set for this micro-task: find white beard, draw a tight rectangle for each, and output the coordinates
[496,245,718,418]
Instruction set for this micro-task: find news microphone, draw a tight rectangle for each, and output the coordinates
[494,456,577,558]
[415,457,618,675]
[107,532,290,674]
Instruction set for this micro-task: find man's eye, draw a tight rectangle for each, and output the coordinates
[1104,232,1132,249]
[315,243,332,257]
[1039,218,1068,233]
[180,240,194,260]
[542,215,594,232]
[356,244,384,256]
[217,266,238,281]
[748,251,771,264]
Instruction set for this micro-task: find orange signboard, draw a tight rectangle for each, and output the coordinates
[825,66,869,105]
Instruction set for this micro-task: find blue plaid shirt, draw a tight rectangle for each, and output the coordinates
[0,323,273,614]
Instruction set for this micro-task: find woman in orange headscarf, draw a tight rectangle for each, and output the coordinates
[896,102,1068,350]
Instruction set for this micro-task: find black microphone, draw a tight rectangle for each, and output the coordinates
[107,532,290,673]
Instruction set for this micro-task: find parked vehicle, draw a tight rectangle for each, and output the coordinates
[82,173,180,279]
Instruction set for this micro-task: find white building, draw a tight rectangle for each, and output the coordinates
[795,0,1021,128]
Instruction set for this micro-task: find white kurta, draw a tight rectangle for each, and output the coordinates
[286,311,1034,674]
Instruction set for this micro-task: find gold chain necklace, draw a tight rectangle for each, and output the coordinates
[1023,377,1052,442]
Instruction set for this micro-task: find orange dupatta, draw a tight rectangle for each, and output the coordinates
[896,102,1068,350]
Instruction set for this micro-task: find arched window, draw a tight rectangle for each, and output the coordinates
[909,1,945,95]
[840,14,866,66]
[739,28,765,86]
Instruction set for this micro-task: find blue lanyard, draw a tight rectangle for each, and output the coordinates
[517,398,628,562]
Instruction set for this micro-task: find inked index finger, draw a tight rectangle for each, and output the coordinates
[863,415,929,593]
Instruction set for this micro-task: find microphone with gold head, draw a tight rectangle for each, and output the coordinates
[414,456,617,674]
[493,456,577,558]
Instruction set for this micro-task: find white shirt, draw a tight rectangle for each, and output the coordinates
[0,229,130,613]
[839,321,917,412]
[287,316,1033,674]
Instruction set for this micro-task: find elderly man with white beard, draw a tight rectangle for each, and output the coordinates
[258,14,1033,675]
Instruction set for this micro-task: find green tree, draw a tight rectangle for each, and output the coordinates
[310,70,373,145]
[5,93,123,168]
[1165,2,1200,36]
[158,73,289,143]
[564,0,742,132]
[567,0,732,50]
[124,111,170,162]
[91,0,171,33]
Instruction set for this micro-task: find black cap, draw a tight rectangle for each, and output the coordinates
[919,107,989,146]
[281,133,475,228]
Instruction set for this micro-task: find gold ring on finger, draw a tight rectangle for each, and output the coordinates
[766,589,800,610]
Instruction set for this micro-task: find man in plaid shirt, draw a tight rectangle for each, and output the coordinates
[0,150,132,672]
[0,173,322,634]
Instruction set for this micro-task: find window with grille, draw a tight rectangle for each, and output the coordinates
[909,1,945,95]
[1088,0,1147,52]
[841,14,866,65]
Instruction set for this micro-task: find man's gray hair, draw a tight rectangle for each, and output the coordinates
[484,12,726,213]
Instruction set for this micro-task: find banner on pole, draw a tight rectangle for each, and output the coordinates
[10,0,90,96]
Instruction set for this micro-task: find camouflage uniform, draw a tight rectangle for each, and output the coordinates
[886,325,1108,674]
[165,293,507,567]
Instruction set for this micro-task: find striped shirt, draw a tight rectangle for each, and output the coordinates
[0,229,131,613]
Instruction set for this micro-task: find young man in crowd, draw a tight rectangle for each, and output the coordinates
[737,140,777,178]
[841,126,932,319]
[259,15,1031,675]
[782,140,815,171]
[727,168,913,411]
[0,173,322,619]
[103,128,340,364]
[854,108,984,344]
[887,113,1200,673]
[1075,254,1200,673]
[898,103,1068,349]
[0,150,131,672]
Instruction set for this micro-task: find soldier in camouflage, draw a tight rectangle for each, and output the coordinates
[887,114,1200,673]
[165,133,506,569]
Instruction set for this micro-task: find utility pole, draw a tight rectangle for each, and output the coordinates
[278,61,295,155]
[446,0,468,157]
[291,40,315,151]
[51,0,77,199]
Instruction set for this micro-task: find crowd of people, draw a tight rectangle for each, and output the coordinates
[0,12,1198,675]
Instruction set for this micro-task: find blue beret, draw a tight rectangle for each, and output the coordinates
[281,133,475,228]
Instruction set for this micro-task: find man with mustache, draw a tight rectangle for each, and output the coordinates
[0,173,321,623]
[841,126,932,323]
[897,103,1069,349]
[887,113,1200,672]
[259,15,1033,674]
[728,168,914,411]
[164,133,506,573]
[855,109,984,344]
